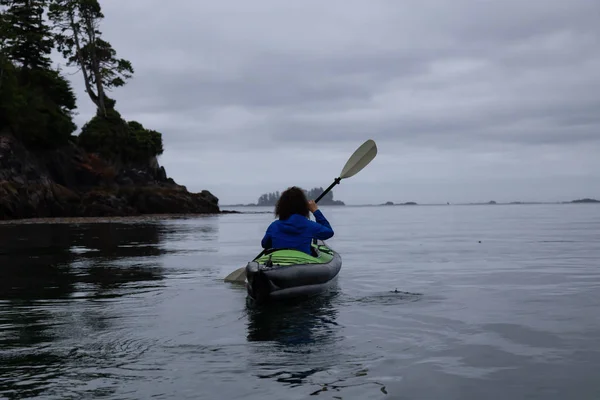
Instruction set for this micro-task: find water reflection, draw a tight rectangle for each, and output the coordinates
[245,289,344,388]
[0,222,170,300]
[246,290,340,345]
[0,221,177,399]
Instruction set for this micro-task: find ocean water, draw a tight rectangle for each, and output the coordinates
[1,204,599,399]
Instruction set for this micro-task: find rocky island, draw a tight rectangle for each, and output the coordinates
[380,201,417,206]
[254,187,345,207]
[0,0,219,220]
[570,198,599,204]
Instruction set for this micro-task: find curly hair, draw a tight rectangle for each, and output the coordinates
[275,186,309,220]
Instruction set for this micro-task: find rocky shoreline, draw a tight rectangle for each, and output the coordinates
[0,134,221,221]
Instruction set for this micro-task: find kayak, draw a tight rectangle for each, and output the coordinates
[245,240,342,303]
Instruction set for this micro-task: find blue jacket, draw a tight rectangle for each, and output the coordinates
[261,210,334,255]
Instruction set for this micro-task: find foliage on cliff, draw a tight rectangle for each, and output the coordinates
[0,0,77,149]
[78,109,164,163]
[0,0,162,160]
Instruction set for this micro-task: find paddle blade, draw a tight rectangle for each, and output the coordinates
[224,267,246,283]
[339,139,377,179]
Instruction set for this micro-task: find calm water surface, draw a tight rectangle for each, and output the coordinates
[1,205,599,399]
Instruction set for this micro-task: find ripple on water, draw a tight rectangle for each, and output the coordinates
[0,334,165,399]
[348,290,424,306]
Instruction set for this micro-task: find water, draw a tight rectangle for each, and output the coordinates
[1,204,599,399]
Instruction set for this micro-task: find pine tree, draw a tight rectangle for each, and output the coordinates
[48,0,133,116]
[0,0,53,70]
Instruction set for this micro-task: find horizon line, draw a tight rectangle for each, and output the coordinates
[222,198,599,207]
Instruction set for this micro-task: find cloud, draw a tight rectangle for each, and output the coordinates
[55,0,600,204]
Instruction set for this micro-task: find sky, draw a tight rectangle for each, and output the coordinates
[53,0,600,205]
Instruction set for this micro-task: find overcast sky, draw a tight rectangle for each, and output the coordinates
[56,0,600,205]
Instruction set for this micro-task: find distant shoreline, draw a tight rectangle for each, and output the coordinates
[222,198,599,208]
[2,200,597,224]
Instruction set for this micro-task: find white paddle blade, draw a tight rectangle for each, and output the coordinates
[339,139,377,179]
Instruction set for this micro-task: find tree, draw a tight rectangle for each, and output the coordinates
[11,68,77,148]
[48,0,164,162]
[78,109,164,162]
[306,187,344,205]
[1,7,8,91]
[257,192,280,206]
[127,121,164,159]
[48,0,133,116]
[256,188,345,206]
[0,0,77,148]
[0,0,54,70]
[256,187,345,207]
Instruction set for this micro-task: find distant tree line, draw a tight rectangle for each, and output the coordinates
[257,187,345,206]
[257,191,280,206]
[0,0,162,162]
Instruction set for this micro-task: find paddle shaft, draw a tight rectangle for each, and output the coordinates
[251,177,341,261]
[314,177,341,203]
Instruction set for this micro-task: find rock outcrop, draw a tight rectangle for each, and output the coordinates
[0,134,219,220]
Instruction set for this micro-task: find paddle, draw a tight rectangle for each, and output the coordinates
[224,139,378,283]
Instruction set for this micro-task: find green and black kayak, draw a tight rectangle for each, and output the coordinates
[245,240,342,302]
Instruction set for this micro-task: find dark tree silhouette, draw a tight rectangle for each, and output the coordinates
[257,188,345,206]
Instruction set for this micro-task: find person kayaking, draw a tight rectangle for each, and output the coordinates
[261,186,334,255]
